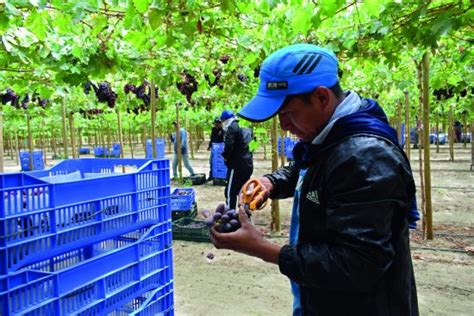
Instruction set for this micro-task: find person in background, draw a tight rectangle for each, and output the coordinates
[453,120,463,142]
[211,44,419,316]
[207,118,224,181]
[220,110,253,210]
[170,121,195,179]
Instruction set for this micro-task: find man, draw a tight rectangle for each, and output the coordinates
[207,118,224,181]
[220,109,253,210]
[170,121,195,178]
[211,44,419,315]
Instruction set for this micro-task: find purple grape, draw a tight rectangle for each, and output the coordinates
[215,203,225,213]
[214,223,224,233]
[213,213,222,221]
[223,223,232,232]
[229,219,240,230]
[227,210,238,219]
[221,214,229,223]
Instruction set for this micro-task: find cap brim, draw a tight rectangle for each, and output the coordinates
[237,94,286,123]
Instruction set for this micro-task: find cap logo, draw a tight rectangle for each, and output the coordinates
[266,81,288,90]
[292,53,323,75]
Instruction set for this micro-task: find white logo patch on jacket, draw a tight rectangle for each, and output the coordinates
[306,190,320,205]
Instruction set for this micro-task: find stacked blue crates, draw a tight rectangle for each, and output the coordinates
[277,137,296,160]
[78,147,91,155]
[110,143,122,158]
[94,146,109,157]
[146,138,166,159]
[0,158,174,315]
[19,151,45,171]
[211,143,227,179]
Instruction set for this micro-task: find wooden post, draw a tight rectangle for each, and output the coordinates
[421,52,433,240]
[51,123,57,158]
[26,112,34,170]
[61,100,68,158]
[449,105,454,161]
[404,91,410,160]
[116,108,125,159]
[150,79,157,158]
[435,112,440,153]
[128,124,134,158]
[14,127,19,165]
[68,112,76,158]
[271,117,280,232]
[175,103,183,181]
[280,129,285,167]
[397,100,403,144]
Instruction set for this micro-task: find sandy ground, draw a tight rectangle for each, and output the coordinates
[3,143,473,315]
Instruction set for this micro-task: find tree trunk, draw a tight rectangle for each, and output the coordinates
[435,112,440,153]
[150,79,157,158]
[271,117,280,232]
[61,100,68,158]
[280,129,285,167]
[27,112,34,170]
[397,101,403,144]
[421,52,433,240]
[449,105,454,161]
[462,111,468,149]
[14,127,19,165]
[404,91,410,160]
[68,112,76,159]
[142,123,147,153]
[116,108,125,159]
[128,124,134,158]
[175,103,183,181]
[51,124,57,158]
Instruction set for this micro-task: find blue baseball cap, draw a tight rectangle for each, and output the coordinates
[238,44,339,122]
[220,109,235,121]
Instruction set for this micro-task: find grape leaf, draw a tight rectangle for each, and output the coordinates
[133,0,151,14]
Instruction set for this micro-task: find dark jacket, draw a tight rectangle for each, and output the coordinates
[266,135,418,315]
[208,126,224,149]
[222,120,253,170]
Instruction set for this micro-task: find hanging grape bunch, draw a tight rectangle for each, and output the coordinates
[84,81,118,108]
[1,88,20,108]
[32,93,48,109]
[79,108,104,118]
[204,203,243,233]
[124,81,158,114]
[176,71,198,105]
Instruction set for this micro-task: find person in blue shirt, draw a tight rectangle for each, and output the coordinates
[211,44,419,316]
[170,121,195,178]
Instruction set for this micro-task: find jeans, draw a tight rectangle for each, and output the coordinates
[172,153,195,177]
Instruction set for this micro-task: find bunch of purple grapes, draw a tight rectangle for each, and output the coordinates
[79,108,104,117]
[84,81,118,108]
[176,71,198,105]
[2,89,48,110]
[204,203,241,233]
[124,81,158,111]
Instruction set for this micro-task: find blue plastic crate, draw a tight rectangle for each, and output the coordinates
[19,151,44,171]
[277,137,296,159]
[211,143,227,180]
[0,158,171,275]
[0,223,174,316]
[110,143,122,158]
[94,146,109,157]
[79,147,91,155]
[146,139,166,159]
[170,188,195,211]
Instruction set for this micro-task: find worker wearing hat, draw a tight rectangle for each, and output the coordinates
[220,109,253,210]
[211,44,419,316]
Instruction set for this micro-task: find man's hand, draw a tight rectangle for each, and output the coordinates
[210,208,281,264]
[238,177,273,210]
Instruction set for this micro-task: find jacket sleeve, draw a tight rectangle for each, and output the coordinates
[264,162,299,199]
[222,124,237,160]
[278,137,414,292]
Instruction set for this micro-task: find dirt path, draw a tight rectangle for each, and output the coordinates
[3,143,473,315]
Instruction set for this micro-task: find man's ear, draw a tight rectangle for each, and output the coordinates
[313,87,331,106]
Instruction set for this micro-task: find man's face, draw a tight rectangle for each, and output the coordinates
[278,88,333,142]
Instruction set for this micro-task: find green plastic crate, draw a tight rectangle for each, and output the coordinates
[172,217,211,242]
[172,202,197,221]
